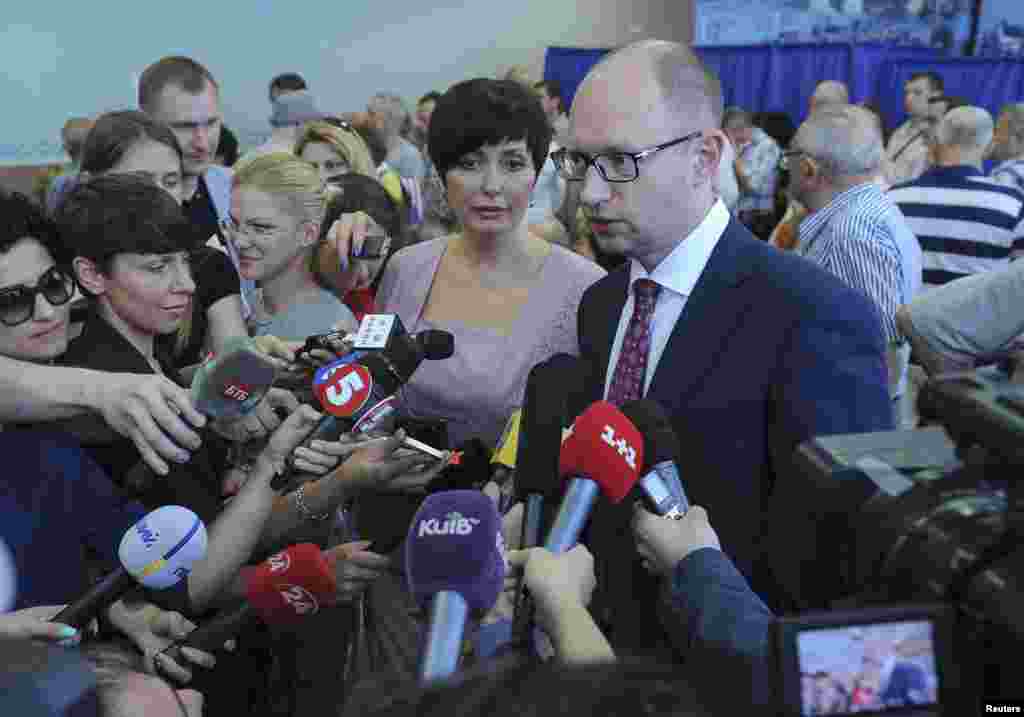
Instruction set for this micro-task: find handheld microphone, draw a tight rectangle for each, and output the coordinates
[0,538,14,612]
[511,355,587,646]
[190,336,281,419]
[516,355,585,552]
[124,339,283,494]
[544,400,644,554]
[274,328,454,490]
[406,491,506,683]
[491,409,521,471]
[427,439,492,494]
[619,400,689,519]
[54,506,207,629]
[160,542,346,668]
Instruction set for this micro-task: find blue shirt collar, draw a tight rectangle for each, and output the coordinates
[798,182,881,248]
[918,164,984,181]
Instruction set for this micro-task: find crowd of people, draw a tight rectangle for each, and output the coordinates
[1,34,1015,716]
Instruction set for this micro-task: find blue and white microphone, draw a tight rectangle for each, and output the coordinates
[53,506,207,628]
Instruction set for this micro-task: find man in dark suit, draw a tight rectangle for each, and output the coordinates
[553,40,894,654]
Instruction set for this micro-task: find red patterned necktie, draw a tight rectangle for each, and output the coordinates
[607,279,661,406]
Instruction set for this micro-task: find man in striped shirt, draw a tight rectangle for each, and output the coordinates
[787,104,922,403]
[889,106,1024,289]
[988,103,1024,194]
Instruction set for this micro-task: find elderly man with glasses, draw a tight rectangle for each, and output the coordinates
[784,104,921,423]
[558,41,894,675]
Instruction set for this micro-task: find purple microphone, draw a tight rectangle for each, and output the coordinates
[405,490,506,683]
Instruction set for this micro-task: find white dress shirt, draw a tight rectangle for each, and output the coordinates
[603,200,731,398]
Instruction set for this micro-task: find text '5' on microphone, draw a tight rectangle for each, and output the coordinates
[161,543,340,666]
[190,336,281,420]
[54,506,207,629]
[545,400,644,555]
[619,399,689,519]
[271,350,398,491]
[406,490,506,683]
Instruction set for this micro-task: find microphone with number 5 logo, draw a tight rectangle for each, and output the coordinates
[272,335,449,490]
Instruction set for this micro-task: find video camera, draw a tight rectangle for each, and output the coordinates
[765,370,1023,714]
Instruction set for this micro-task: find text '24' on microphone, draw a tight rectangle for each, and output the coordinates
[406,490,506,683]
[160,542,345,666]
[545,400,645,554]
[619,399,689,518]
[54,506,207,629]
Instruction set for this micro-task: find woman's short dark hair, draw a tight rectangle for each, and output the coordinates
[342,655,719,717]
[321,174,402,240]
[56,173,201,274]
[428,78,552,184]
[80,110,184,176]
[0,190,63,261]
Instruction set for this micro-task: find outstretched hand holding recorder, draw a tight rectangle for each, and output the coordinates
[631,503,721,578]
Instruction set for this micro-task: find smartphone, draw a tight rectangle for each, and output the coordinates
[350,236,387,260]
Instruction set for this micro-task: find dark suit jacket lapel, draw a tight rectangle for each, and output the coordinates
[586,265,630,400]
[648,219,759,404]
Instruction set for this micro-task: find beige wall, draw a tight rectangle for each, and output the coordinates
[497,0,696,87]
[0,0,696,197]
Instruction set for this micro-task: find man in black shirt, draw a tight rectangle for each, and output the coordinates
[138,55,256,317]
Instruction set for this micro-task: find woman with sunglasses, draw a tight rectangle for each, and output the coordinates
[375,78,605,448]
[0,192,77,364]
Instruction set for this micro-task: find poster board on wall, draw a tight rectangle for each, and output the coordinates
[975,0,1024,57]
[695,0,974,54]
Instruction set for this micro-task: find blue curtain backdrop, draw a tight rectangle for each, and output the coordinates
[876,58,1024,125]
[542,47,613,120]
[544,44,1024,138]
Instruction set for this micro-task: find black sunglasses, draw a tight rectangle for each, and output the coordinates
[0,266,77,327]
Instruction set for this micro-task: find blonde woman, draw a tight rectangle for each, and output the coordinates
[228,152,359,339]
[295,119,375,184]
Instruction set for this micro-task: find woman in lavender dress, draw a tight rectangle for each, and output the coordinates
[377,78,605,449]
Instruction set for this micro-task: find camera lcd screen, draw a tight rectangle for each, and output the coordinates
[796,620,938,715]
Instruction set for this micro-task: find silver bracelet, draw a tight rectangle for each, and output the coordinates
[292,484,331,522]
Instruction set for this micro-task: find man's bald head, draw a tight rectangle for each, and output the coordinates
[796,104,883,179]
[810,81,849,113]
[935,106,994,151]
[578,40,722,130]
[567,39,726,272]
